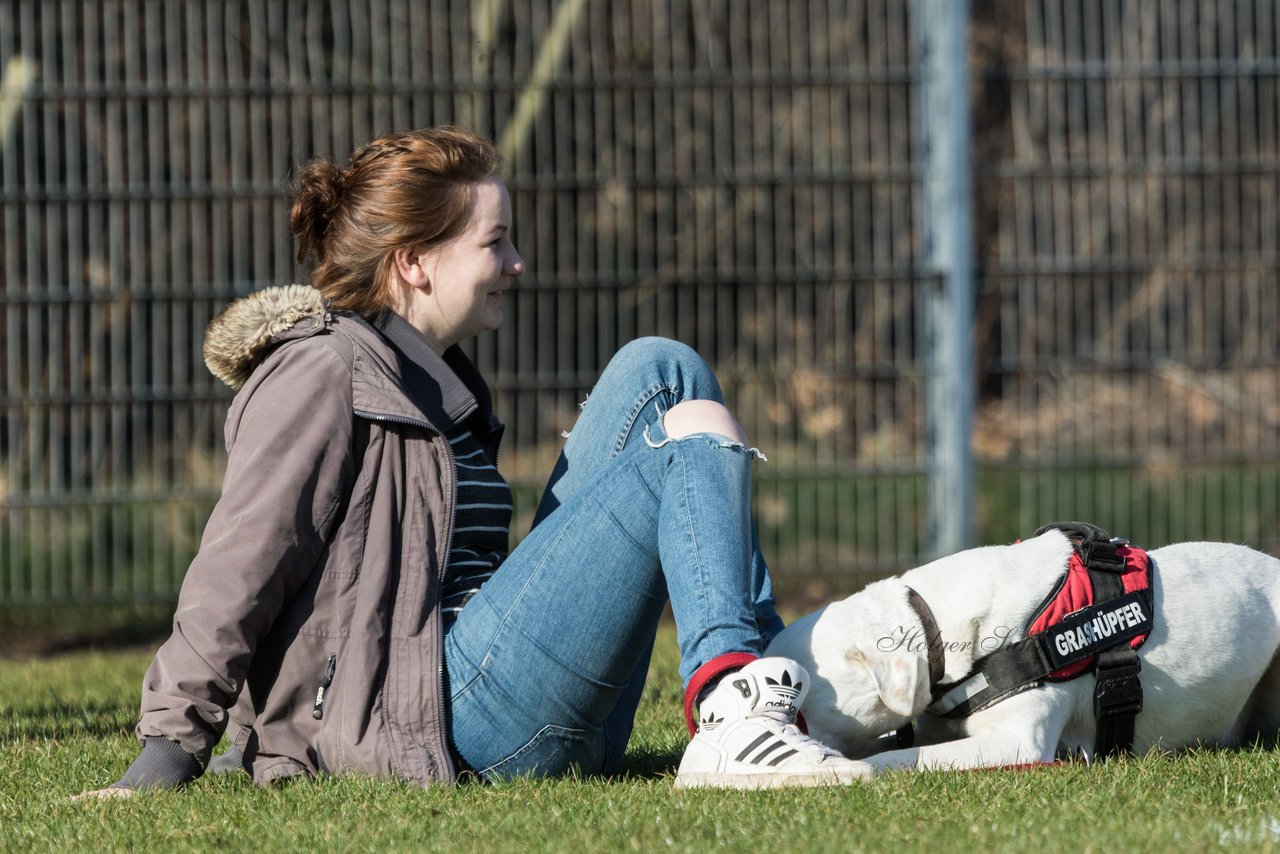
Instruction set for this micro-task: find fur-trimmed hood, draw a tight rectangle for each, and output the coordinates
[203,284,328,389]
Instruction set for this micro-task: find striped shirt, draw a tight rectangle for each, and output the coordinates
[440,427,512,623]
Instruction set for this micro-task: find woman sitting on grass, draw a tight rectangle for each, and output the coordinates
[80,126,867,795]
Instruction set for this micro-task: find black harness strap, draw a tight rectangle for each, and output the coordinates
[1078,535,1144,759]
[925,523,1151,760]
[927,631,1052,717]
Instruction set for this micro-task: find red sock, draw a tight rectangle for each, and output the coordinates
[682,652,759,735]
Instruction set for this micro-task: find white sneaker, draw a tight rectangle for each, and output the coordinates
[674,657,872,788]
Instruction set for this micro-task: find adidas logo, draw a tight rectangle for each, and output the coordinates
[733,732,800,767]
[764,670,803,701]
[699,712,724,731]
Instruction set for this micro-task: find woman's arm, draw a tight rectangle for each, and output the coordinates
[94,338,358,792]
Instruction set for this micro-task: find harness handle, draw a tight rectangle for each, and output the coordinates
[1034,520,1112,546]
[1035,521,1127,572]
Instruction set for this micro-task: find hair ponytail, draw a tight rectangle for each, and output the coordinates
[289,156,345,268]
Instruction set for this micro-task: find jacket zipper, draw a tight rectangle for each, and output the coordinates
[355,407,459,780]
[313,653,337,720]
[354,409,432,430]
[436,429,459,779]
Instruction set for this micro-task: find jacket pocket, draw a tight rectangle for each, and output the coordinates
[295,570,358,639]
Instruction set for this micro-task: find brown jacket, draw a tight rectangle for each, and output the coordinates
[136,284,502,785]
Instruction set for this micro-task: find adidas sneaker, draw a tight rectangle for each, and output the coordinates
[674,657,872,788]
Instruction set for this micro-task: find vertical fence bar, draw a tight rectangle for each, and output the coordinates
[916,0,975,557]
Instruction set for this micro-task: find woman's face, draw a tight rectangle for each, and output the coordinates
[416,175,524,350]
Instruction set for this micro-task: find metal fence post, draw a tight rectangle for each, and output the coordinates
[916,0,975,558]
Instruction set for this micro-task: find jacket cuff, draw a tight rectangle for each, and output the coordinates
[114,737,206,790]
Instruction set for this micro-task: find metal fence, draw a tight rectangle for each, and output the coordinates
[972,0,1280,554]
[1,0,1277,609]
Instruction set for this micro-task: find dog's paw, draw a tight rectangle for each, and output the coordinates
[70,786,137,802]
[859,748,919,775]
[848,759,879,780]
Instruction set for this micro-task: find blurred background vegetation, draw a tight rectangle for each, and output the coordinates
[1,0,1277,649]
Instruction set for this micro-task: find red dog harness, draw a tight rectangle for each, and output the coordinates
[1028,536,1152,681]
[925,522,1154,759]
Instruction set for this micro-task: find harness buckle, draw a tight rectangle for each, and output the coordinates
[1093,657,1143,719]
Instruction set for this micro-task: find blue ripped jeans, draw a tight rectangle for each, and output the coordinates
[444,337,783,778]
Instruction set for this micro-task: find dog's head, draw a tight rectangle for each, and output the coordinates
[772,581,932,759]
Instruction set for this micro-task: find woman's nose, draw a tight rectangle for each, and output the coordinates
[507,248,525,276]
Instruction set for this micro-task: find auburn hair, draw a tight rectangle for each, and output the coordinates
[289,126,501,316]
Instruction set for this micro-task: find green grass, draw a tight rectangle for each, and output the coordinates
[5,629,1280,853]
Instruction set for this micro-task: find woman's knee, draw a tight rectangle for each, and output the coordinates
[615,336,700,366]
[662,400,748,445]
[608,337,723,400]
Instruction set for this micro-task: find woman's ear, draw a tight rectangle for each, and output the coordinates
[393,244,431,291]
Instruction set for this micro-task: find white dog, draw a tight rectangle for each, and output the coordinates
[766,526,1280,774]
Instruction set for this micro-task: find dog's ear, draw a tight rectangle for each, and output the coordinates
[847,646,922,718]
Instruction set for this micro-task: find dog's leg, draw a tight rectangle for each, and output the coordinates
[859,731,1056,773]
[862,690,1070,773]
[1239,651,1280,747]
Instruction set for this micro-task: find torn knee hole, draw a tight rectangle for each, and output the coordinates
[661,400,748,443]
[642,424,768,461]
